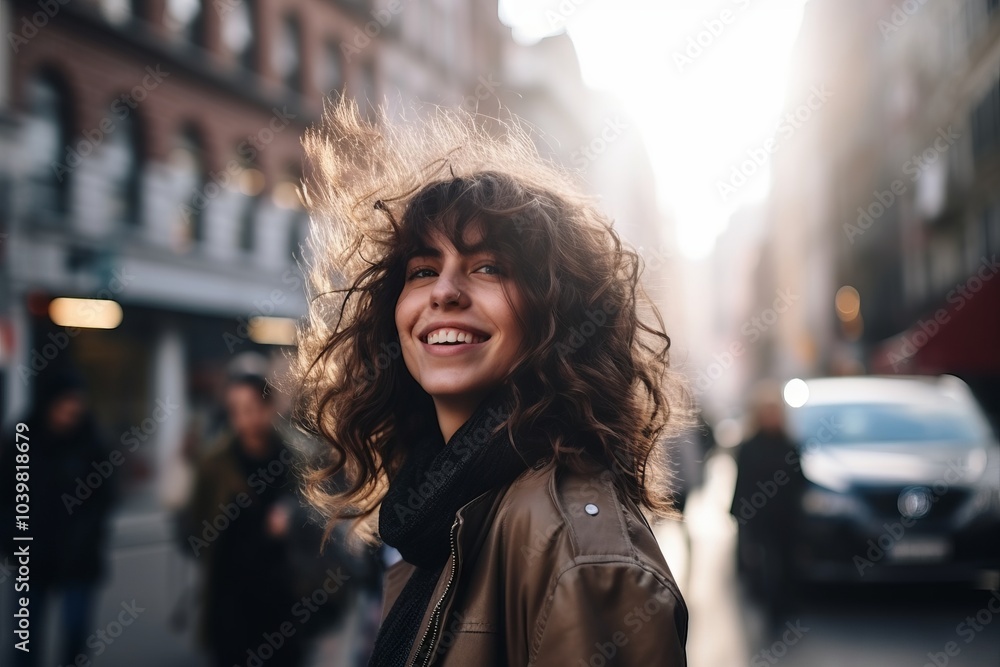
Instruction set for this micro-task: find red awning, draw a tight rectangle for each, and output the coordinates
[870,265,1000,375]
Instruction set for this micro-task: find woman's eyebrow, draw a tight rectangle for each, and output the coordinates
[405,242,493,262]
[405,245,442,262]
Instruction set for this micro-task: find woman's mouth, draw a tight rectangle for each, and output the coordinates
[423,328,489,345]
[419,327,490,355]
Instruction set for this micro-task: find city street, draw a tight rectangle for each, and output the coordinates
[657,453,1000,667]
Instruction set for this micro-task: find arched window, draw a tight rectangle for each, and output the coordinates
[222,0,255,70]
[169,128,205,249]
[165,0,203,44]
[104,107,142,226]
[273,16,302,92]
[24,73,70,219]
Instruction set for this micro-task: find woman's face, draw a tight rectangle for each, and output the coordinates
[395,225,525,410]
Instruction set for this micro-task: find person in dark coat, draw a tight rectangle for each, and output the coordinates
[729,381,806,630]
[178,373,308,667]
[1,368,118,667]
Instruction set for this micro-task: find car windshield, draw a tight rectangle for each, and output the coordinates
[786,401,988,445]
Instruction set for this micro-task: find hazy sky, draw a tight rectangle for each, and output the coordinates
[498,0,808,258]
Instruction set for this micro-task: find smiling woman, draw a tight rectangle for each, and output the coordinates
[395,222,527,441]
[278,95,693,667]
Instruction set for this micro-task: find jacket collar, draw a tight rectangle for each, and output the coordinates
[405,482,511,667]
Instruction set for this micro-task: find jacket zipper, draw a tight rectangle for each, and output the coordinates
[412,515,461,667]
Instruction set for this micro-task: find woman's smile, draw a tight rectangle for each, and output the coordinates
[419,323,491,355]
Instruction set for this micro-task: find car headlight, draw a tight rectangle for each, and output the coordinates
[801,487,865,518]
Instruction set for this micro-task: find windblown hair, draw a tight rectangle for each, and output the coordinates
[278,96,692,547]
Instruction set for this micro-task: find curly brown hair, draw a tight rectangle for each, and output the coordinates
[277,96,692,547]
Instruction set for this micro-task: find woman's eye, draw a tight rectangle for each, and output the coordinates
[475,264,502,275]
[407,268,436,280]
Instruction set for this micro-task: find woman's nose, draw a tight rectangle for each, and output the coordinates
[430,271,465,307]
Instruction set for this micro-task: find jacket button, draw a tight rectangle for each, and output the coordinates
[584,503,599,515]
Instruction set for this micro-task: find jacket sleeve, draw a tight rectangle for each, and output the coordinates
[527,561,687,666]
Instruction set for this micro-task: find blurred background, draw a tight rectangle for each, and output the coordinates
[1,0,999,665]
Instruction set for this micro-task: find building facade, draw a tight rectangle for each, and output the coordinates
[0,0,509,662]
[752,0,1000,420]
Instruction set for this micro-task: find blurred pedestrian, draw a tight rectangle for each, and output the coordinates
[1,367,118,667]
[280,98,691,667]
[177,373,307,667]
[664,407,714,514]
[729,380,805,632]
[273,415,386,667]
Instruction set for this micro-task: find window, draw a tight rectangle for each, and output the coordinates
[170,128,205,249]
[165,0,203,44]
[273,169,305,263]
[235,159,264,253]
[99,0,135,23]
[24,73,70,219]
[222,0,255,70]
[273,16,302,92]
[104,108,142,226]
[316,41,343,98]
[970,73,999,164]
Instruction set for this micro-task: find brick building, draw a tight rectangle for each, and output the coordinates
[0,0,509,662]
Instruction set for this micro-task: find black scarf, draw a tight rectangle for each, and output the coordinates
[367,389,545,667]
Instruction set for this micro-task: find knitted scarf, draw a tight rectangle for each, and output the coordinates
[367,388,544,667]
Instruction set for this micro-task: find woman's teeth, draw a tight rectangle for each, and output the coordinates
[426,329,485,344]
